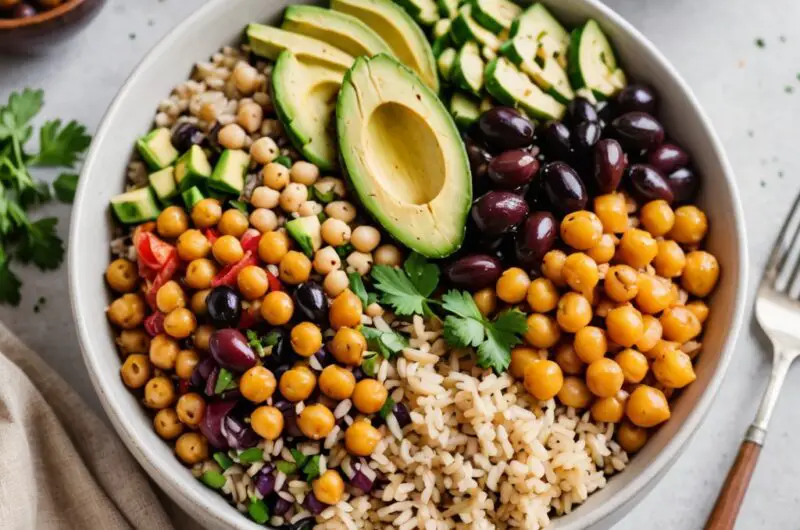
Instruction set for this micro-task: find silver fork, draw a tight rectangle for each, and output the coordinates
[706,192,800,530]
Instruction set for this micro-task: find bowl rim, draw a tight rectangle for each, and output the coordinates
[0,0,91,29]
[68,0,748,528]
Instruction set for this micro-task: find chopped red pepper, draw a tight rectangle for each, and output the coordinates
[146,250,180,308]
[237,306,259,330]
[211,251,258,288]
[135,231,175,272]
[144,311,166,337]
[266,270,282,292]
[240,228,261,254]
[204,228,220,245]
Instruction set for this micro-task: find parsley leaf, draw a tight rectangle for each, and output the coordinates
[379,396,395,420]
[360,351,380,377]
[53,173,79,203]
[290,449,308,469]
[246,329,265,357]
[478,310,527,373]
[348,271,370,307]
[302,455,322,481]
[0,250,22,306]
[29,119,91,167]
[214,368,237,394]
[15,217,64,270]
[362,326,408,359]
[371,264,436,316]
[0,88,43,141]
[403,252,440,297]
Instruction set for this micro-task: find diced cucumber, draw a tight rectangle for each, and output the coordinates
[471,0,521,34]
[209,149,251,195]
[450,41,484,95]
[509,3,569,58]
[395,0,440,26]
[174,145,212,192]
[285,215,322,257]
[181,186,205,209]
[110,187,161,224]
[450,5,502,50]
[449,91,481,128]
[484,57,565,120]
[148,167,178,202]
[136,128,179,170]
[568,20,626,99]
[437,48,457,80]
[501,36,574,103]
[436,0,458,18]
[433,17,451,39]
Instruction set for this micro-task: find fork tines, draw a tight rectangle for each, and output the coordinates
[766,191,800,294]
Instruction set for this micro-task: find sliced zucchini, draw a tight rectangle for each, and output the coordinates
[437,48,457,81]
[436,0,459,18]
[111,187,161,224]
[484,57,565,120]
[395,0,440,26]
[433,17,451,39]
[181,186,205,209]
[148,167,178,202]
[471,0,521,34]
[450,41,484,95]
[431,34,451,58]
[450,91,481,128]
[509,3,569,57]
[450,5,502,50]
[481,44,496,62]
[568,20,626,99]
[502,36,574,103]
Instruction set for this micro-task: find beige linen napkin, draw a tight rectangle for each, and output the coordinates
[0,320,197,530]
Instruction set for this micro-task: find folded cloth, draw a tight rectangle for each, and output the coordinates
[0,320,198,530]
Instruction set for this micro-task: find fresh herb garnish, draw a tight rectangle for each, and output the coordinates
[290,448,308,468]
[274,155,292,167]
[335,243,354,258]
[229,199,249,214]
[362,326,408,359]
[276,460,297,475]
[200,471,227,489]
[213,452,234,470]
[360,351,380,377]
[311,185,335,204]
[246,330,281,357]
[302,454,322,481]
[214,368,237,394]
[370,252,440,316]
[53,173,79,203]
[238,447,263,464]
[247,497,269,524]
[441,290,527,374]
[379,396,395,420]
[348,271,370,307]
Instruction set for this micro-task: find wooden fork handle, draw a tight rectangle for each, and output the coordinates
[705,440,762,530]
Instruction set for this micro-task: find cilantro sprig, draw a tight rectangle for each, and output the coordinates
[0,89,91,305]
[370,252,440,316]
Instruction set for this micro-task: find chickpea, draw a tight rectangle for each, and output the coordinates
[669,205,708,244]
[523,359,564,401]
[279,182,308,213]
[313,470,345,505]
[156,280,185,313]
[144,376,176,410]
[250,188,281,213]
[176,392,206,427]
[496,267,531,304]
[319,365,357,400]
[558,376,592,409]
[279,251,312,285]
[260,291,294,325]
[251,406,284,440]
[232,62,260,95]
[193,324,214,351]
[617,229,658,269]
[154,408,184,440]
[652,349,696,388]
[345,420,382,456]
[351,226,381,253]
[615,349,649,384]
[258,230,291,265]
[636,315,663,353]
[653,240,686,278]
[556,292,592,333]
[157,206,189,238]
[324,270,350,297]
[164,308,197,339]
[638,200,674,236]
[366,303,384,318]
[185,259,217,290]
[591,396,625,423]
[329,290,363,330]
[562,252,599,294]
[218,123,246,150]
[290,161,320,185]
[149,334,179,370]
[291,322,323,357]
[524,313,561,348]
[474,288,497,317]
[175,432,209,465]
[212,235,244,265]
[298,403,335,440]
[236,265,268,300]
[262,162,291,190]
[681,251,720,297]
[686,300,710,324]
[105,259,138,293]
[116,329,150,356]
[298,200,322,218]
[606,305,644,347]
[373,244,403,267]
[120,354,150,389]
[188,291,209,317]
[107,293,146,329]
[587,233,616,264]
[313,246,341,275]
[176,349,200,380]
[636,274,673,314]
[626,385,670,427]
[352,379,388,414]
[279,368,317,402]
[594,193,628,233]
[561,210,603,250]
[330,327,367,366]
[191,198,222,229]
[574,326,607,363]
[555,343,584,375]
[346,251,373,276]
[660,306,702,343]
[239,366,277,403]
[325,201,357,223]
[321,218,352,247]
[526,278,558,313]
[542,250,567,287]
[604,265,639,302]
[217,209,248,238]
[647,339,681,361]
[315,176,347,200]
[177,229,211,261]
[585,358,624,398]
[250,137,279,165]
[617,422,649,453]
[509,347,540,380]
[237,100,263,133]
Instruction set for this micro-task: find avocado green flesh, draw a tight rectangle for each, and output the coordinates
[331,0,438,92]
[247,24,353,71]
[209,149,251,195]
[136,128,178,170]
[111,188,161,224]
[148,167,177,201]
[281,5,392,58]
[337,54,470,257]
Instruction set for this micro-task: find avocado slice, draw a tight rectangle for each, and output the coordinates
[247,24,353,71]
[174,145,212,192]
[502,36,574,103]
[281,5,392,58]
[209,149,250,195]
[331,0,438,92]
[148,166,178,202]
[136,128,179,170]
[272,51,344,171]
[568,20,627,100]
[485,57,566,120]
[181,186,205,209]
[111,187,161,224]
[286,215,323,257]
[337,54,471,257]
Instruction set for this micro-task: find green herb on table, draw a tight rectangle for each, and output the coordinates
[0,89,91,305]
[755,37,765,48]
[370,252,440,316]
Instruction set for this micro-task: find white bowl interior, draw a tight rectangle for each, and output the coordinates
[69,0,747,528]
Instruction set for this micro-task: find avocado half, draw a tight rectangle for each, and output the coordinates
[337,54,471,258]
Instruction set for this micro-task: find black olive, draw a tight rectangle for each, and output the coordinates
[171,122,205,153]
[567,97,599,125]
[206,286,241,328]
[293,282,328,323]
[11,3,37,17]
[476,107,535,150]
[261,329,293,370]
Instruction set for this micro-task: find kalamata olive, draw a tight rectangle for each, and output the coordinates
[567,97,599,124]
[617,84,658,114]
[445,254,503,289]
[597,100,619,124]
[628,164,674,204]
[476,107,535,149]
[261,329,293,370]
[572,121,602,154]
[666,167,700,204]
[293,282,328,323]
[611,112,665,150]
[542,121,572,161]
[11,3,37,17]
[209,328,258,372]
[648,143,690,176]
[515,212,557,269]
[471,191,529,236]
[540,161,588,214]
[594,139,626,193]
[206,286,241,328]
[464,134,492,190]
[171,122,205,153]
[205,122,223,153]
[487,149,540,189]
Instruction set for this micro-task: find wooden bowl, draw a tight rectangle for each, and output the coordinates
[0,0,106,54]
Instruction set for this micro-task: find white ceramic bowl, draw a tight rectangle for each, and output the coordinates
[69,0,748,528]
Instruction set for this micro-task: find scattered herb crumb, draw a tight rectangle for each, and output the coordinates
[779,171,784,179]
[755,37,765,48]
[780,35,787,43]
[147,19,155,27]
[747,130,754,138]
[785,85,794,94]
[796,73,800,82]
[129,33,136,40]
[760,180,767,188]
